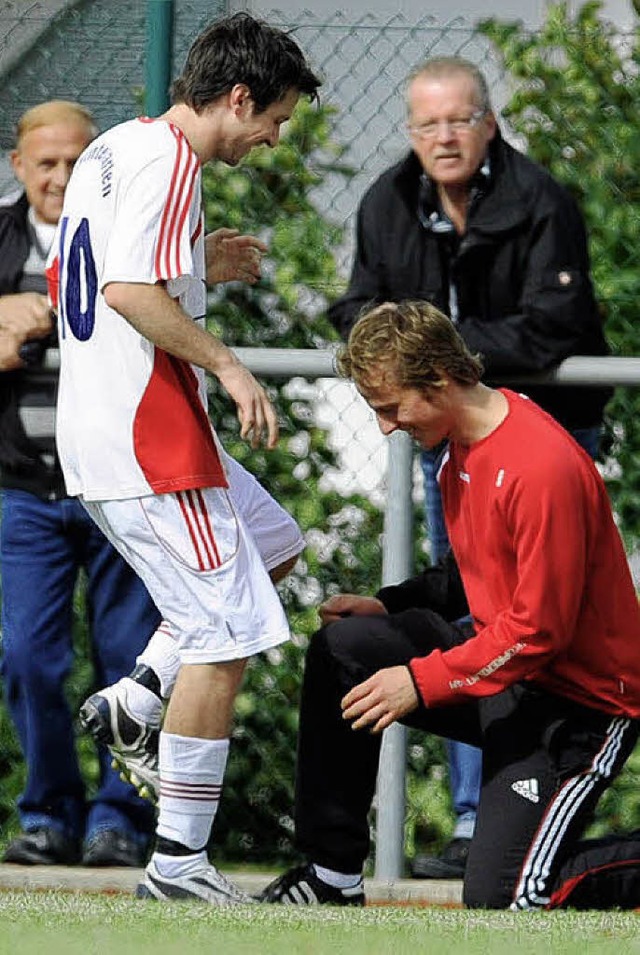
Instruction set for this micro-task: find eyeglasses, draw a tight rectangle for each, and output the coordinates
[407,109,487,140]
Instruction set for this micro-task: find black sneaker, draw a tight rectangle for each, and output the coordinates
[3,827,82,866]
[258,864,365,905]
[410,836,471,879]
[82,830,146,867]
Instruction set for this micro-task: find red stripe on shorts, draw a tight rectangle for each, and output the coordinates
[176,490,207,571]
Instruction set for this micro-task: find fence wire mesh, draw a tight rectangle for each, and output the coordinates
[0,1,639,865]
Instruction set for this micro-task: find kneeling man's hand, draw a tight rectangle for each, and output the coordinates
[341,666,419,734]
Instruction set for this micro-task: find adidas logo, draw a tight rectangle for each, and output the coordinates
[511,778,540,803]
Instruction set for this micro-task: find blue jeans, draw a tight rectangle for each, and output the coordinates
[0,490,161,844]
[420,424,601,834]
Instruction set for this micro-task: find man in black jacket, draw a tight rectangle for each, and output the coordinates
[0,101,160,866]
[328,56,611,879]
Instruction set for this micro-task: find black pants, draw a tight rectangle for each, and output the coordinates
[294,611,640,909]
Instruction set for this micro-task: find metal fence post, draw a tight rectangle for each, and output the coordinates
[144,0,174,118]
[374,429,414,881]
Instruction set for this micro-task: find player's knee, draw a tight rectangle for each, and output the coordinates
[463,873,512,909]
[309,617,374,677]
[307,619,355,674]
[307,622,339,666]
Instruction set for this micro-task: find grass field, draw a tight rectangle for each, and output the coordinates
[0,893,638,955]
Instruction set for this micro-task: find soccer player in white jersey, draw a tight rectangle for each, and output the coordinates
[47,13,320,904]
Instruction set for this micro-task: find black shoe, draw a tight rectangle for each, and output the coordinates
[82,830,146,867]
[3,827,82,866]
[257,864,365,906]
[410,836,471,879]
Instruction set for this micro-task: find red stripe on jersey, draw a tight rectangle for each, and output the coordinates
[162,127,188,277]
[154,128,184,280]
[132,347,228,494]
[173,153,200,276]
[177,491,207,570]
[158,125,199,278]
[191,215,203,247]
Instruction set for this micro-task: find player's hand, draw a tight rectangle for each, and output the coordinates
[215,355,279,448]
[319,594,388,625]
[341,666,419,734]
[0,292,53,340]
[205,229,268,285]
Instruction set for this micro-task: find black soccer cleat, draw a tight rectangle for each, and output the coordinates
[257,864,365,906]
[79,681,160,802]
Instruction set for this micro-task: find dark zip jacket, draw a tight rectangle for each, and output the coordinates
[0,192,65,499]
[328,133,611,430]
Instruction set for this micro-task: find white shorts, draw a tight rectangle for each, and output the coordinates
[220,449,304,571]
[82,453,304,664]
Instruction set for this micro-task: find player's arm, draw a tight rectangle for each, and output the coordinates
[104,281,278,448]
[409,463,590,707]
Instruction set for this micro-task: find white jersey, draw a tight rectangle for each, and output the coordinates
[48,118,226,501]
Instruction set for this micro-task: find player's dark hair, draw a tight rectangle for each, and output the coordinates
[172,12,321,112]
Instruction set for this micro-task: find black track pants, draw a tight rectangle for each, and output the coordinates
[294,610,640,909]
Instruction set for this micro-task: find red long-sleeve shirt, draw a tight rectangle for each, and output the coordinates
[409,390,640,717]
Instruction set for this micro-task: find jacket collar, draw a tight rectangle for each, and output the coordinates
[418,156,491,233]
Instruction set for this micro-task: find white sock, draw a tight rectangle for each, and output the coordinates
[120,678,163,726]
[155,732,229,853]
[136,622,181,698]
[313,864,362,889]
[153,848,208,879]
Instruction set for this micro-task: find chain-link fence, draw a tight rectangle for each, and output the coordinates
[1,4,512,246]
[0,1,639,870]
